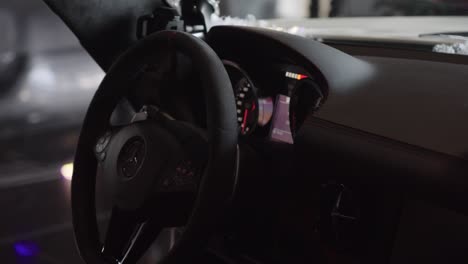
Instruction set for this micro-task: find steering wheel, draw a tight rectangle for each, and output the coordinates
[72,30,239,263]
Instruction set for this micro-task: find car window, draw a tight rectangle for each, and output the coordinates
[0,3,102,263]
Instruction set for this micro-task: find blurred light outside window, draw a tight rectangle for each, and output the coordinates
[276,0,311,18]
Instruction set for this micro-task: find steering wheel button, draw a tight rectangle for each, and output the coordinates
[95,133,112,153]
[95,143,105,153]
[97,152,106,162]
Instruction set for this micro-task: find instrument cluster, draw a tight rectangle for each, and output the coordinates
[223,60,324,144]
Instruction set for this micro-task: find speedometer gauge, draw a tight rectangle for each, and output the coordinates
[224,61,274,136]
[234,78,259,135]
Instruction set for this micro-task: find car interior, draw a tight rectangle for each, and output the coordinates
[2,0,468,263]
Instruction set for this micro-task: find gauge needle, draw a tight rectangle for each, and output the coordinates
[242,109,249,133]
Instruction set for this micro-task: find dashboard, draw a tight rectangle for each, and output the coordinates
[207,25,468,264]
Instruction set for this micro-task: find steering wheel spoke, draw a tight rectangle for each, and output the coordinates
[109,98,138,127]
[102,207,162,264]
[102,190,196,263]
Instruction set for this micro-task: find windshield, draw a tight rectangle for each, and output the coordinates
[210,0,468,55]
[219,0,468,18]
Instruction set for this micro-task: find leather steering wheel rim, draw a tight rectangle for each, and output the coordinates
[72,30,238,263]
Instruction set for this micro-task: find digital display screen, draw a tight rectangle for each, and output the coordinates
[270,94,294,144]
